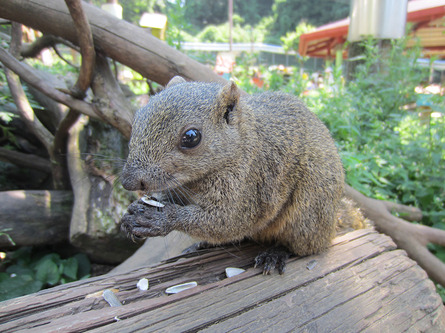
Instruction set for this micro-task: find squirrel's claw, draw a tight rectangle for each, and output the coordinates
[120,199,173,239]
[254,246,290,275]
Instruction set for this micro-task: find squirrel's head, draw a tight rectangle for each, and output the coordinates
[122,76,245,194]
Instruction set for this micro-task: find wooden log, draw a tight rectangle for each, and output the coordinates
[0,230,444,332]
[0,190,73,248]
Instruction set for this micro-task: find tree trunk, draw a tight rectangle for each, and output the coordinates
[67,115,140,264]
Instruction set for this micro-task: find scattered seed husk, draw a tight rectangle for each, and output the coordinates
[141,195,165,208]
[137,278,149,291]
[225,267,245,278]
[102,289,122,307]
[306,259,317,270]
[165,281,198,294]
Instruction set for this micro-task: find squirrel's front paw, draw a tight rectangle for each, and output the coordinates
[120,200,173,241]
[254,246,290,275]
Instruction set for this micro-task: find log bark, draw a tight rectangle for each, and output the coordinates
[0,0,226,86]
[1,230,444,332]
[0,190,73,248]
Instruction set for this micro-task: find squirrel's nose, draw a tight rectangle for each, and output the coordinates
[122,164,147,191]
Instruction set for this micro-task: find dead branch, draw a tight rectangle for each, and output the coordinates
[345,184,445,287]
[382,200,423,222]
[5,69,54,152]
[9,22,21,57]
[0,0,226,86]
[27,82,67,132]
[4,23,69,189]
[52,109,81,190]
[66,116,139,263]
[21,34,58,58]
[90,53,133,139]
[54,109,80,153]
[5,25,54,154]
[21,34,79,68]
[1,42,132,138]
[52,44,77,68]
[0,47,98,119]
[64,0,95,99]
[0,147,51,173]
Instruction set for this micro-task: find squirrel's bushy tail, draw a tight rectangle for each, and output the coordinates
[336,197,372,236]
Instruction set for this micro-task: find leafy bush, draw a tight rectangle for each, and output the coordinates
[0,247,91,302]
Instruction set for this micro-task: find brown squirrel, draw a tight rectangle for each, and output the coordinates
[120,76,364,274]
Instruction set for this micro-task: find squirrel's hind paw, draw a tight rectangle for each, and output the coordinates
[181,241,213,254]
[254,246,290,275]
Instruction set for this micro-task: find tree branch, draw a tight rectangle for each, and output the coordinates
[52,44,77,68]
[51,109,81,190]
[0,46,99,119]
[382,200,423,222]
[20,33,80,66]
[21,34,58,58]
[9,22,22,57]
[91,53,132,139]
[345,184,445,287]
[5,24,54,154]
[0,147,51,173]
[64,0,95,99]
[0,0,226,86]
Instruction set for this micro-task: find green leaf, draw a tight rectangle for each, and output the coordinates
[11,247,33,265]
[73,253,91,279]
[0,273,43,302]
[35,259,60,286]
[63,258,78,280]
[6,265,34,277]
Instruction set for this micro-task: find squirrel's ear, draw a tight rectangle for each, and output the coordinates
[217,81,240,122]
[219,81,240,105]
[166,76,186,89]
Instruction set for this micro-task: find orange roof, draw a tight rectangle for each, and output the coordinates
[299,0,445,59]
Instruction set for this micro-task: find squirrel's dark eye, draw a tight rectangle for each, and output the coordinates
[181,128,201,149]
